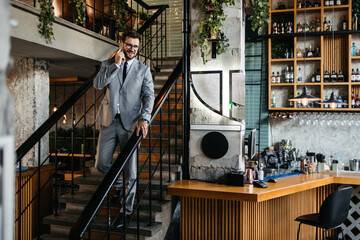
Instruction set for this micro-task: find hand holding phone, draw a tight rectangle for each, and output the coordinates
[115,46,125,66]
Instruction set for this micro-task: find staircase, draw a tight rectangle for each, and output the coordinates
[42,57,182,239]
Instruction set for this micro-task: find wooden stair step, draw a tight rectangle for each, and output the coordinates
[43,212,161,237]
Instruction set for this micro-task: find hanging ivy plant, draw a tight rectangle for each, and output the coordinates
[248,0,270,34]
[69,0,86,26]
[38,0,55,43]
[195,0,235,64]
[111,0,128,42]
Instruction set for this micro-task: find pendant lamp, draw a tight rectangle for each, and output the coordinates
[289,86,321,107]
[318,92,348,109]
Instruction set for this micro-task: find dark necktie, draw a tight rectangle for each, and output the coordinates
[123,62,128,83]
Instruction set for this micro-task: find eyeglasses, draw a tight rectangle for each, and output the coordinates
[124,42,139,50]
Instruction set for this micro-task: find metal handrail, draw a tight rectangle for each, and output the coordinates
[69,59,182,240]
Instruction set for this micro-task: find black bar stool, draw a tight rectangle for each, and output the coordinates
[295,186,352,240]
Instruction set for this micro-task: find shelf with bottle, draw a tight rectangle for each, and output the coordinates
[296,6,321,11]
[296,0,321,9]
[350,86,360,108]
[295,85,322,108]
[295,37,321,58]
[271,38,294,59]
[270,62,295,84]
[296,13,322,33]
[323,85,350,109]
[323,5,349,10]
[296,62,321,83]
[270,86,294,108]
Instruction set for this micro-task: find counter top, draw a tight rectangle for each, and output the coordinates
[167,172,360,202]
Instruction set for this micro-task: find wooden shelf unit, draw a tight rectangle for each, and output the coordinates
[267,0,360,111]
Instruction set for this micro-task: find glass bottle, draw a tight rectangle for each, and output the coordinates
[290,66,294,83]
[289,93,294,107]
[324,17,328,31]
[316,68,321,82]
[343,16,347,30]
[337,70,344,82]
[336,0,341,5]
[311,73,316,82]
[297,46,304,58]
[352,91,356,108]
[351,68,356,82]
[330,70,337,82]
[310,19,316,32]
[285,48,289,58]
[288,21,293,33]
[276,71,281,83]
[297,22,303,33]
[281,23,285,34]
[271,92,276,108]
[316,17,321,32]
[325,0,329,6]
[271,72,276,83]
[324,96,329,108]
[351,43,357,56]
[298,0,302,8]
[306,45,314,57]
[273,22,278,34]
[290,48,294,58]
[356,95,360,108]
[285,66,290,83]
[297,67,303,82]
[304,21,310,32]
[314,46,321,57]
[353,14,358,31]
[324,70,330,82]
[356,68,360,82]
[329,0,334,5]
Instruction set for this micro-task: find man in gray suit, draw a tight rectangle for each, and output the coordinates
[94,31,154,228]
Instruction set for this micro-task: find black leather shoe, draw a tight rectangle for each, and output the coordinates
[111,190,122,205]
[114,214,130,229]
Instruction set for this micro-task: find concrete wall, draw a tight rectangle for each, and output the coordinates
[7,58,49,166]
[189,0,246,182]
[269,112,360,165]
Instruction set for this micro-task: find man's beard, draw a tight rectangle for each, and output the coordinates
[124,49,136,60]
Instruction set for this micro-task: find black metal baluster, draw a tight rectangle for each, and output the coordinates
[136,149,140,240]
[175,78,178,164]
[161,13,163,65]
[71,106,75,195]
[107,194,111,240]
[165,9,167,57]
[54,122,59,216]
[37,141,41,239]
[156,18,159,68]
[148,125,152,226]
[18,156,21,240]
[159,107,163,202]
[167,97,171,182]
[83,92,86,177]
[93,88,97,165]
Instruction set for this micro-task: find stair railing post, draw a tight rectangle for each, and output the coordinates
[161,13,163,65]
[136,149,140,240]
[93,88,97,166]
[17,155,21,240]
[107,194,111,240]
[167,97,171,182]
[37,141,41,239]
[159,107,163,202]
[83,92,87,177]
[71,105,75,195]
[175,78,178,164]
[165,9,167,58]
[148,125,152,226]
[54,122,59,216]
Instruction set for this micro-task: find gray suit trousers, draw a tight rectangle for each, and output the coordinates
[95,118,137,215]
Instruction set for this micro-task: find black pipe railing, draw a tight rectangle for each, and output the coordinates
[69,59,183,240]
[14,3,169,238]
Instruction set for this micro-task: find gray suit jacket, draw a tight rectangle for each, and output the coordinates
[94,58,155,131]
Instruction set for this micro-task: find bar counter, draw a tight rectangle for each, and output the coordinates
[167,172,360,240]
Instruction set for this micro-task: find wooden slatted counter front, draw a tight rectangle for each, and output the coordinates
[167,172,360,240]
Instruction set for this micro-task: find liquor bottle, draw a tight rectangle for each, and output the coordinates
[284,48,290,58]
[316,17,321,32]
[336,0,341,5]
[310,19,316,32]
[271,72,276,83]
[351,68,356,82]
[342,16,347,30]
[351,43,357,56]
[306,45,314,57]
[297,92,302,108]
[327,21,332,32]
[290,66,294,83]
[281,23,285,34]
[352,91,356,108]
[314,46,321,57]
[305,0,312,7]
[337,70,344,82]
[314,0,320,7]
[297,46,304,58]
[288,22,293,33]
[356,95,360,108]
[330,70,337,82]
[329,0,334,6]
[324,70,330,82]
[298,0,302,8]
[311,74,316,82]
[316,68,321,82]
[356,68,360,82]
[324,96,329,108]
[285,66,290,83]
[325,0,329,6]
[353,14,358,31]
[290,48,294,58]
[289,93,294,107]
[297,22,303,33]
[276,71,281,83]
[343,96,348,108]
[297,67,303,82]
[324,17,328,31]
[337,96,343,108]
[273,22,278,34]
[271,92,276,108]
[304,21,310,32]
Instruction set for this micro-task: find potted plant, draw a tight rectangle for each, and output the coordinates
[38,0,55,43]
[246,0,270,34]
[195,0,234,64]
[137,11,151,25]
